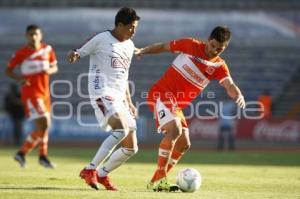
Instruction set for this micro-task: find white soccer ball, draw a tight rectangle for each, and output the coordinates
[176,168,202,192]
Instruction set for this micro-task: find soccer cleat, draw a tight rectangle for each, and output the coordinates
[39,156,56,168]
[79,168,99,190]
[150,169,167,184]
[146,182,154,190]
[14,152,26,168]
[153,177,180,192]
[97,175,118,191]
[169,184,180,192]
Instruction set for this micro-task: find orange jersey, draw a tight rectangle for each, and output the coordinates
[148,38,231,111]
[7,43,57,99]
[258,95,272,118]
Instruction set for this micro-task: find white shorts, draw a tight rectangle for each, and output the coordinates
[91,95,137,131]
[25,97,50,120]
[154,98,188,133]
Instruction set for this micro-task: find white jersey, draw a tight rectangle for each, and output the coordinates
[76,30,135,99]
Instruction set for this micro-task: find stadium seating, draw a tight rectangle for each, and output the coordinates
[1,0,300,10]
[0,9,300,118]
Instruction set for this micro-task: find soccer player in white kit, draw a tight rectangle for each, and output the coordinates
[67,7,140,191]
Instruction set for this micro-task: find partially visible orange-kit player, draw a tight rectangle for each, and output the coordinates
[6,24,58,168]
[135,26,245,191]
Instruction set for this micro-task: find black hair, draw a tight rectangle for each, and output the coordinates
[115,7,140,26]
[209,26,231,42]
[26,24,41,33]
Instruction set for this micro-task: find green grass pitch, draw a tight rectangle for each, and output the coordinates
[0,147,300,199]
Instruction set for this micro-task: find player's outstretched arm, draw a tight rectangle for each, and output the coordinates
[221,78,245,109]
[135,42,170,58]
[67,50,80,63]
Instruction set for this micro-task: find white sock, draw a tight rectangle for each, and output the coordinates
[85,130,127,170]
[98,147,138,177]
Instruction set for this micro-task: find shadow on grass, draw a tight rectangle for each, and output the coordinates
[0,187,180,194]
[2,147,300,166]
[131,150,300,167]
[0,186,87,191]
[51,148,300,166]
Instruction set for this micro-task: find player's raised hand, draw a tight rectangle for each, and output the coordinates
[235,95,245,109]
[67,50,80,63]
[134,48,144,60]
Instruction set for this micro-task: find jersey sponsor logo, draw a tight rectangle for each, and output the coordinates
[21,60,50,75]
[93,69,102,90]
[182,64,207,86]
[206,66,215,75]
[111,56,130,70]
[172,54,210,89]
[158,110,166,119]
[20,45,52,75]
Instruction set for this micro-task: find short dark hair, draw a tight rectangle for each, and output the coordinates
[209,26,231,42]
[115,7,140,26]
[26,24,41,33]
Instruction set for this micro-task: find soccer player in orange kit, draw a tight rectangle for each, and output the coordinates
[135,26,246,191]
[6,24,58,168]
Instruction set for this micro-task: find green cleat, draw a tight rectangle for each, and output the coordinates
[152,177,180,192]
[146,182,155,190]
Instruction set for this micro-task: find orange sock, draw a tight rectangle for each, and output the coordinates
[150,138,174,183]
[38,131,48,156]
[167,150,184,173]
[20,131,41,155]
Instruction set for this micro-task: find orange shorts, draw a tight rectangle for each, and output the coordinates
[147,89,187,132]
[22,96,51,120]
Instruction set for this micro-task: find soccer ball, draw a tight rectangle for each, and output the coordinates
[176,168,202,192]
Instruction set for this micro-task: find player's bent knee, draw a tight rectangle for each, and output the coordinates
[112,129,128,141]
[122,146,138,157]
[36,123,49,132]
[108,115,129,131]
[184,143,191,152]
[112,122,130,138]
[163,120,183,140]
[174,119,183,135]
[122,127,130,137]
[132,146,138,154]
[171,126,182,140]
